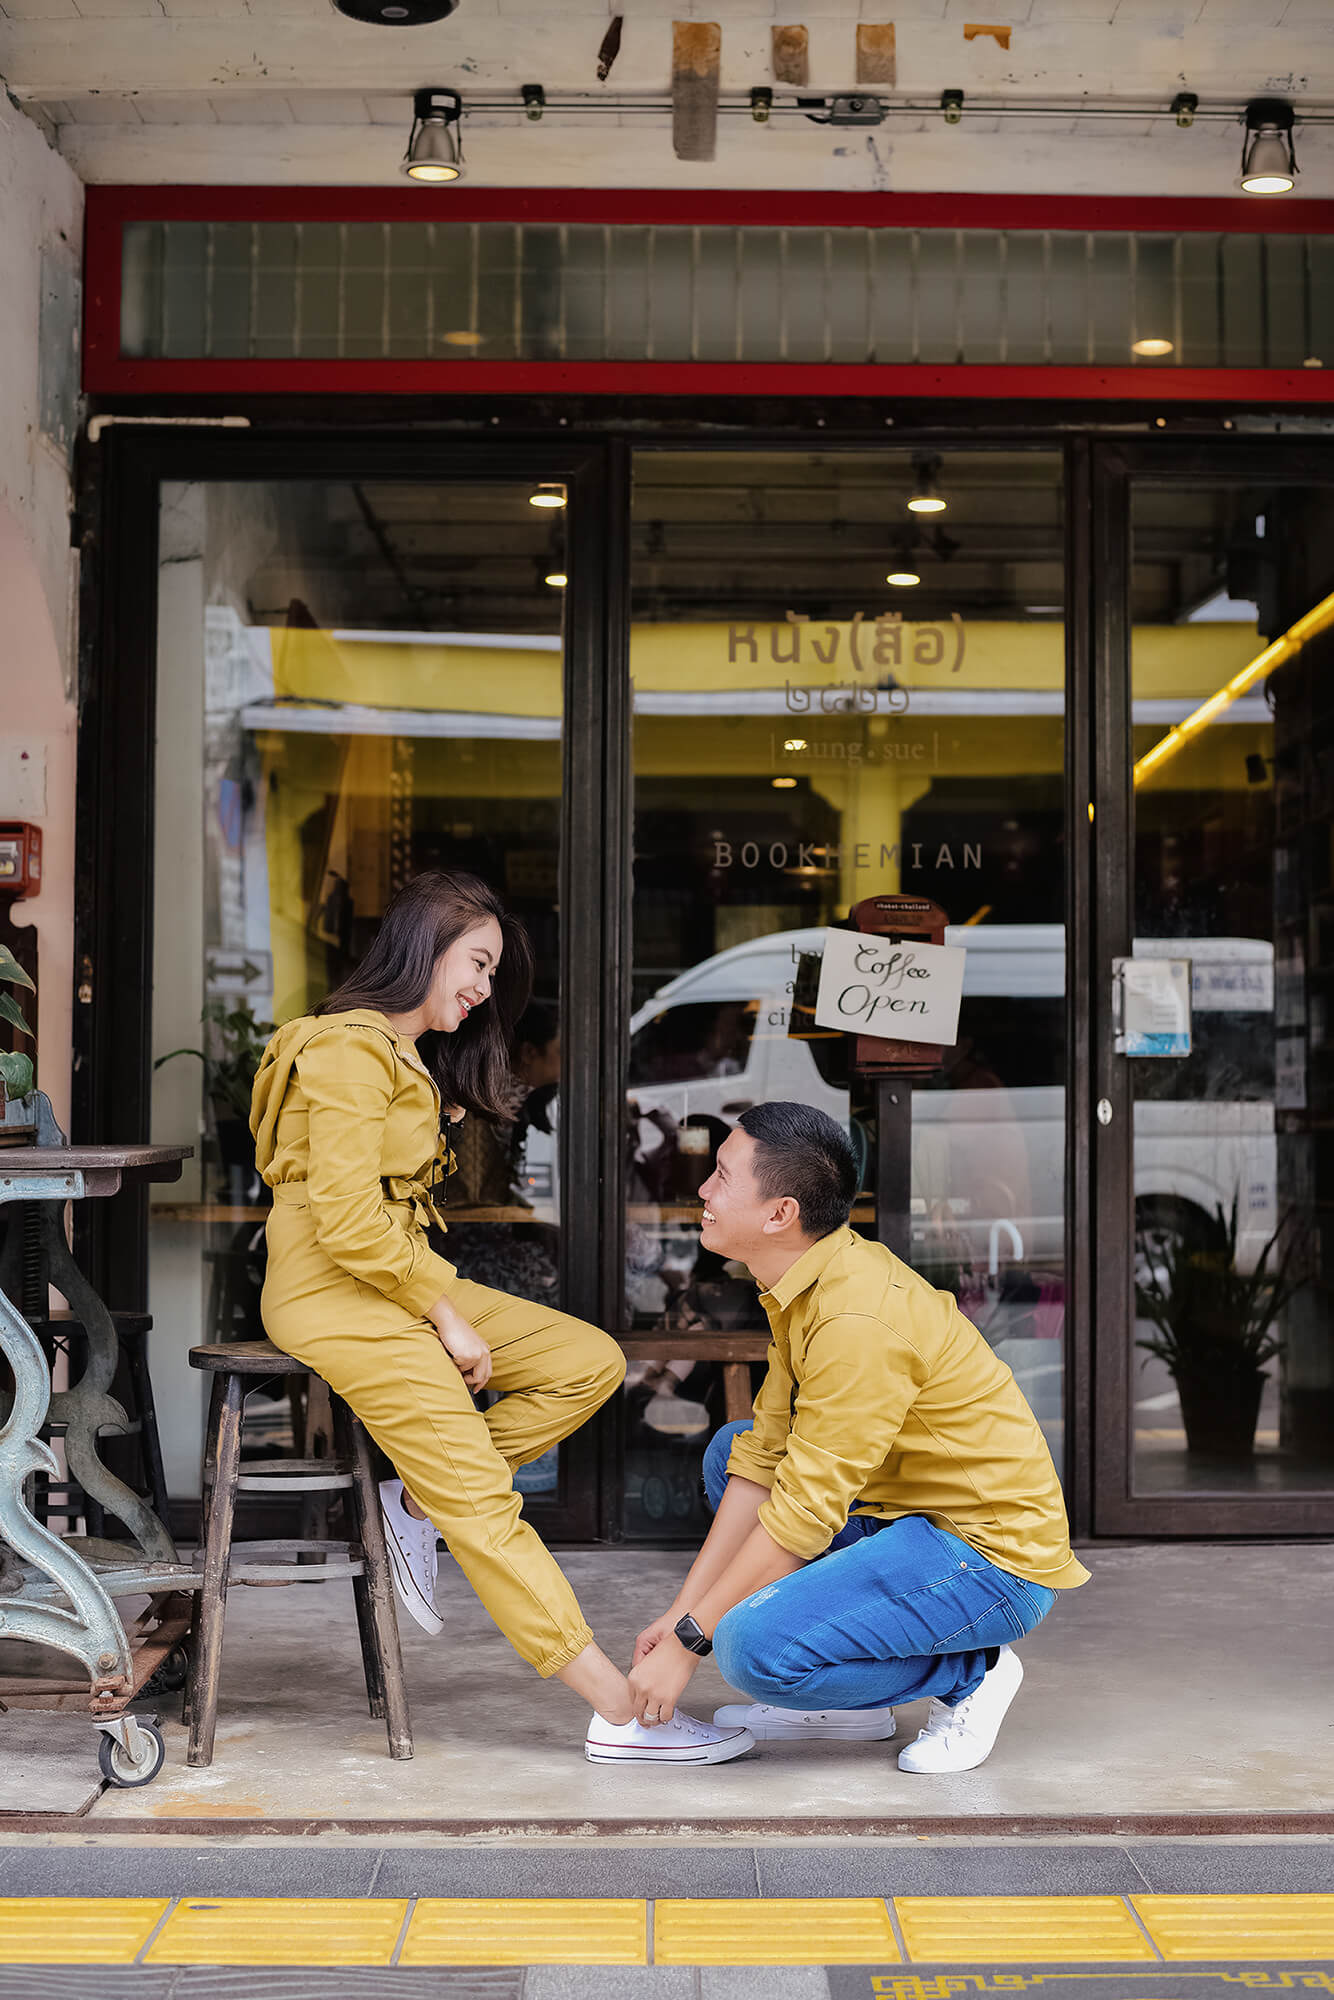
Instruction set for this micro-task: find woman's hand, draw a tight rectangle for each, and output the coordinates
[428,1294,493,1392]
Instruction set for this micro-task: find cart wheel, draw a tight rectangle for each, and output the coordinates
[98,1718,166,1788]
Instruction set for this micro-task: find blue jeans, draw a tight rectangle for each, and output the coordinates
[702,1420,1058,1711]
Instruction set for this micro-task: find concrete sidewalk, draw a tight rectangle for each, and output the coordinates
[7,1541,1329,1829]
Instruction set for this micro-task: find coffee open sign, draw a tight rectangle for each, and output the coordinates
[814,929,966,1048]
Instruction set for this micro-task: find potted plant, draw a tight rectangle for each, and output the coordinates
[155,999,274,1194]
[0,943,37,1135]
[1135,1194,1303,1460]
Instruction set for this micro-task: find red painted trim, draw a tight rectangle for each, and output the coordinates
[82,356,1334,402]
[85,186,1334,233]
[83,184,1334,399]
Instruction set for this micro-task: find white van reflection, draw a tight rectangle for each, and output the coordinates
[623,924,1277,1278]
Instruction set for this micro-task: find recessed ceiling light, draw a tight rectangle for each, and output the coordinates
[907,455,947,515]
[545,572,568,589]
[784,737,807,751]
[886,570,921,587]
[529,487,567,509]
[772,777,798,789]
[1133,337,1174,357]
[441,330,485,347]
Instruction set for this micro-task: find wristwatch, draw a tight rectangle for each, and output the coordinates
[673,1612,713,1657]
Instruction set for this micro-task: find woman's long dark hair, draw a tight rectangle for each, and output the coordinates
[315,869,534,1121]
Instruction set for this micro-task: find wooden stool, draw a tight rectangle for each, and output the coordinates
[186,1340,412,1769]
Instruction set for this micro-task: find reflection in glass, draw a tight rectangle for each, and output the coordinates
[1130,482,1334,1494]
[622,450,1068,1538]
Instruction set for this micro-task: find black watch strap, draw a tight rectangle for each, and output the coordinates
[674,1612,713,1657]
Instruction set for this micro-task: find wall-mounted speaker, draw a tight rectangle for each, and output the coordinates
[330,0,460,23]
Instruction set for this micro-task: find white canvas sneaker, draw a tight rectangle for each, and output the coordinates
[712,1702,896,1742]
[896,1644,1024,1774]
[378,1477,444,1637]
[585,1710,755,1765]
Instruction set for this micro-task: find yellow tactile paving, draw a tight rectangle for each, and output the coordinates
[145,1896,409,1965]
[656,1897,900,1965]
[399,1897,646,1966]
[1135,1894,1334,1961]
[0,1898,170,1964]
[895,1895,1156,1963]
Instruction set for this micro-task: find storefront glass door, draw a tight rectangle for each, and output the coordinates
[1094,444,1334,1534]
[138,456,610,1541]
[617,447,1072,1537]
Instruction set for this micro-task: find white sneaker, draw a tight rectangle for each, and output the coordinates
[378,1477,444,1637]
[713,1702,896,1742]
[897,1645,1024,1774]
[585,1710,755,1765]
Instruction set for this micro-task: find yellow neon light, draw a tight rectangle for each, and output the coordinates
[1133,589,1334,788]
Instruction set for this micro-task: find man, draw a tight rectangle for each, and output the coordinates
[629,1102,1088,1774]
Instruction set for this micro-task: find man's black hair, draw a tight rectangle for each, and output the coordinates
[736,1101,859,1240]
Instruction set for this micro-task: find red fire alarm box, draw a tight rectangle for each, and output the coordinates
[849,892,950,1075]
[0,823,41,898]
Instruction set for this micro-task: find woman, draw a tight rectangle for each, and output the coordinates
[249,868,751,1767]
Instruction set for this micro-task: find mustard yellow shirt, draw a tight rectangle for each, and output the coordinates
[727,1225,1090,1590]
[249,1008,461,1319]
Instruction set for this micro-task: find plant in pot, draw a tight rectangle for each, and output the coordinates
[1135,1194,1304,1460]
[0,943,37,1133]
[155,999,274,1198]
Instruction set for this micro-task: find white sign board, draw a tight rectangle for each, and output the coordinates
[814,930,966,1047]
[1115,956,1191,1056]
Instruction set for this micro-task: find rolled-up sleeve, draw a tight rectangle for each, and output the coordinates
[298,1027,459,1316]
[758,1315,929,1560]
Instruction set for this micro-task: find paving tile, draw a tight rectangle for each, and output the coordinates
[755,1842,1146,1898]
[375,1845,759,1900]
[700,1972,832,2000]
[1128,1843,1334,1895]
[895,1895,1155,1962]
[0,1896,170,1964]
[657,1898,898,1966]
[147,1896,408,1965]
[0,1976,178,2000]
[401,1898,647,1966]
[1135,1893,1334,1961]
[525,1972,696,2000]
[0,1845,387,1899]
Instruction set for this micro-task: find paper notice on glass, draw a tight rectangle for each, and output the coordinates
[1115,956,1191,1056]
[814,930,966,1046]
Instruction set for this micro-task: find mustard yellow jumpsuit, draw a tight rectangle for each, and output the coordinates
[249,1008,625,1675]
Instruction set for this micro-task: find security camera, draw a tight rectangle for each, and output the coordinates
[331,0,460,23]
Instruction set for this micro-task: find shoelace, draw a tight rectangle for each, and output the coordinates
[920,1694,973,1743]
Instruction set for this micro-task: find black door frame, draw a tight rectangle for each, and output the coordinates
[1090,435,1334,1537]
[74,426,629,1543]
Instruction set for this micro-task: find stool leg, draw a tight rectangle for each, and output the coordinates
[185,1370,243,1767]
[336,1398,413,1761]
[183,1372,224,1731]
[332,1401,386,1721]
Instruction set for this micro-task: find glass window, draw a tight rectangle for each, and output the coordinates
[148,477,568,1507]
[1130,479,1334,1497]
[620,448,1068,1538]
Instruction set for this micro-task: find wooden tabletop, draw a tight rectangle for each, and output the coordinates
[0,1144,191,1195]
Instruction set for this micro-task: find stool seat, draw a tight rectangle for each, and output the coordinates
[184,1347,412,1767]
[190,1340,307,1375]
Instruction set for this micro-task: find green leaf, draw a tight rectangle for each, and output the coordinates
[0,1049,34,1100]
[0,943,35,993]
[0,991,34,1038]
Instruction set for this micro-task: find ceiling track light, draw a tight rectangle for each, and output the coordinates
[403,87,464,183]
[908,456,947,515]
[1240,97,1297,194]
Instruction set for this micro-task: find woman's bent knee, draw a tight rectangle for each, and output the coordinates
[713,1597,794,1703]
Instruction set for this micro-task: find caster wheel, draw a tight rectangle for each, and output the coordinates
[98,1718,166,1788]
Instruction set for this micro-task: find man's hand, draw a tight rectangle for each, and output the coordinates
[627,1632,700,1726]
[428,1295,493,1391]
[631,1611,681,1668]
